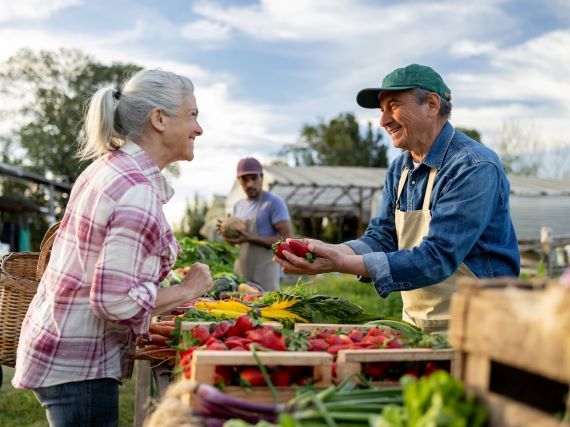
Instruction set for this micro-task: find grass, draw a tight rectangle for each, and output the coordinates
[1,366,136,427]
[0,273,400,426]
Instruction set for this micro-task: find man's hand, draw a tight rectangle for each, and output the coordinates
[179,262,213,300]
[224,229,252,244]
[273,240,345,275]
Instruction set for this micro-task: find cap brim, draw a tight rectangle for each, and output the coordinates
[237,170,263,177]
[356,85,417,108]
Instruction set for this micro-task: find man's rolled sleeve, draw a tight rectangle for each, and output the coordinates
[362,252,394,297]
[344,239,374,255]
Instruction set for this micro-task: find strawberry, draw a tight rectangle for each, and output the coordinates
[287,239,316,262]
[214,366,233,385]
[364,362,389,379]
[327,344,345,355]
[308,338,329,352]
[234,314,256,335]
[347,330,363,342]
[212,321,232,339]
[191,326,210,344]
[225,336,252,349]
[206,341,228,351]
[239,368,266,387]
[325,334,345,346]
[272,240,294,260]
[270,369,292,387]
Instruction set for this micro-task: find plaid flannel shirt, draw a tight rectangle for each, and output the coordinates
[12,142,178,389]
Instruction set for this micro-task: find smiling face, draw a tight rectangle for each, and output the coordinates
[379,90,431,152]
[162,92,203,162]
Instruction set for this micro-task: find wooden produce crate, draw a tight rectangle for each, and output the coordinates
[186,350,333,407]
[449,277,570,427]
[336,348,456,385]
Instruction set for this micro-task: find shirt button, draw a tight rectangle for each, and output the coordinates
[411,180,415,184]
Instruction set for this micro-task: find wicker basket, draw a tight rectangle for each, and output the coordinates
[0,222,59,367]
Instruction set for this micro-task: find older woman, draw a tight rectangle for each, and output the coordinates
[12,69,213,426]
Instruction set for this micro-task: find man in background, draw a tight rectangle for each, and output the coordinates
[219,157,293,291]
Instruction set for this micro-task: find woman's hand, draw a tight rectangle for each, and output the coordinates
[273,241,346,275]
[179,262,213,299]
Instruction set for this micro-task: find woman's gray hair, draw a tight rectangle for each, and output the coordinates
[78,69,195,160]
[411,88,452,119]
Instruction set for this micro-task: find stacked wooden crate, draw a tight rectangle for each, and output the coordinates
[449,278,570,427]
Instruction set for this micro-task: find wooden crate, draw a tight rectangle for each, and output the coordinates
[449,278,570,427]
[337,348,457,385]
[186,350,333,407]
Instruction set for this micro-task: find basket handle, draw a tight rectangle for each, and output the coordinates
[36,221,60,281]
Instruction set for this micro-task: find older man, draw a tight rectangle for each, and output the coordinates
[274,64,520,332]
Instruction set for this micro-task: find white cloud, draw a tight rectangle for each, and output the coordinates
[450,40,497,58]
[180,19,231,42]
[0,0,81,22]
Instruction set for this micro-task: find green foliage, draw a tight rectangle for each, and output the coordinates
[175,237,240,276]
[280,112,388,167]
[288,273,403,319]
[374,371,488,427]
[179,193,209,239]
[0,48,142,220]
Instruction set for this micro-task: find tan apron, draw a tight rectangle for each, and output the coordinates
[396,167,476,332]
[235,192,280,292]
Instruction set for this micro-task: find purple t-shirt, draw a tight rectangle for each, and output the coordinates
[233,191,290,237]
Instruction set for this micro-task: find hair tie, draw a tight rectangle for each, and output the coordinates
[113,86,122,101]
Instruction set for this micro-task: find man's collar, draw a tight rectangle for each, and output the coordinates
[420,121,454,170]
[119,142,174,204]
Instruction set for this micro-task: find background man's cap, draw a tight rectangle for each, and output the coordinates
[356,64,451,109]
[237,157,263,177]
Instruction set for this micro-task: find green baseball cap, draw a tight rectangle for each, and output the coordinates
[356,64,451,109]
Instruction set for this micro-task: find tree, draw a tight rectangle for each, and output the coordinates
[280,113,388,167]
[179,193,209,239]
[0,48,142,220]
[495,120,541,176]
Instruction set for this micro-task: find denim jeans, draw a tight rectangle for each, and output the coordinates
[34,378,119,427]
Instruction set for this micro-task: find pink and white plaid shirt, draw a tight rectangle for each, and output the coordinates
[12,142,179,389]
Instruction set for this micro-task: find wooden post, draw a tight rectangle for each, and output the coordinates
[134,360,151,427]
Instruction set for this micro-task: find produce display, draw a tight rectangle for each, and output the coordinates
[180,371,487,427]
[182,286,377,326]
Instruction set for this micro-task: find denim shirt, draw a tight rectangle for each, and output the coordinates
[346,122,520,297]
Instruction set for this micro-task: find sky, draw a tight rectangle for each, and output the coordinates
[1,0,569,226]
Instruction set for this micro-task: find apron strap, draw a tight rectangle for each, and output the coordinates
[422,168,437,211]
[395,167,409,210]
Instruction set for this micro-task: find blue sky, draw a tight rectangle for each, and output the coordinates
[1,0,569,225]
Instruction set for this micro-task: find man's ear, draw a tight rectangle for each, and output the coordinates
[148,108,166,132]
[427,93,441,117]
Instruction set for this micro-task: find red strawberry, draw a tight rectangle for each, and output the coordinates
[308,338,329,352]
[234,314,256,335]
[287,239,316,262]
[270,369,292,387]
[272,240,294,260]
[191,326,210,344]
[239,368,266,386]
[206,341,228,351]
[212,321,232,339]
[325,334,345,346]
[214,366,233,385]
[348,330,363,342]
[225,336,252,348]
[386,339,404,349]
[364,362,389,379]
[327,344,345,355]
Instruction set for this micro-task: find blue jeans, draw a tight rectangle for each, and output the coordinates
[34,378,119,427]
